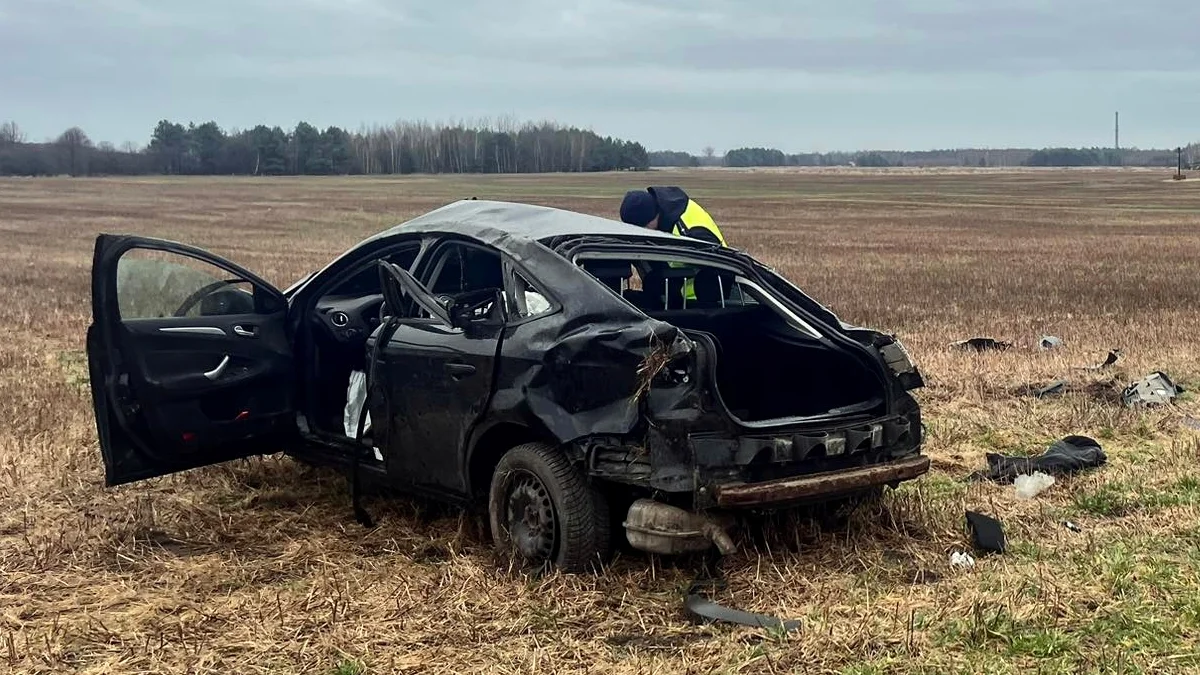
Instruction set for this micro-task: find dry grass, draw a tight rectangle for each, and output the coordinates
[2,168,1200,673]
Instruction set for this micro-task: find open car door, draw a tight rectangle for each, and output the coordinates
[87,234,297,486]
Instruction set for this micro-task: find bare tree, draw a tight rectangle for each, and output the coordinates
[120,141,140,154]
[56,127,93,175]
[0,121,26,145]
[703,146,716,159]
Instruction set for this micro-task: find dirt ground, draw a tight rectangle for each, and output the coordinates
[2,168,1199,674]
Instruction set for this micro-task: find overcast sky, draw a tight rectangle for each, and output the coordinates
[2,0,1198,152]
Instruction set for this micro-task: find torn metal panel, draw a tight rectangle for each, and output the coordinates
[1122,372,1182,407]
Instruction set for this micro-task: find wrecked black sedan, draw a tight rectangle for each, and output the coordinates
[87,199,928,572]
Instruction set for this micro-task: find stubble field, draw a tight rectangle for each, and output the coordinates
[1,168,1199,674]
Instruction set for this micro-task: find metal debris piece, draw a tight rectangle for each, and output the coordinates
[684,594,802,632]
[1122,372,1182,407]
[951,337,1012,352]
[1039,335,1064,350]
[1034,380,1069,398]
[685,570,800,632]
[1063,520,1082,533]
[1079,349,1121,371]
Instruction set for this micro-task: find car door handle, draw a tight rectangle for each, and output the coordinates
[233,325,258,338]
[444,362,476,378]
[204,355,231,381]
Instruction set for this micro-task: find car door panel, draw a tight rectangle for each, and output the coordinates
[88,234,297,486]
[370,253,506,500]
[376,322,500,496]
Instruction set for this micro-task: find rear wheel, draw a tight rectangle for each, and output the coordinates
[488,442,611,573]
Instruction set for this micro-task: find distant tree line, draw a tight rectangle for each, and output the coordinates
[647,150,699,167]
[0,119,650,176]
[1023,147,1126,167]
[646,145,1198,169]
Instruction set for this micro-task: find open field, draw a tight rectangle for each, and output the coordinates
[2,168,1200,674]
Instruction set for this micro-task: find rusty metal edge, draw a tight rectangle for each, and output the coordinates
[714,455,932,507]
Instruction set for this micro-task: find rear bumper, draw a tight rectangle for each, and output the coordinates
[713,455,930,508]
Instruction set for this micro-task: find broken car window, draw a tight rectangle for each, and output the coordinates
[116,249,259,319]
[577,255,758,312]
[512,272,552,318]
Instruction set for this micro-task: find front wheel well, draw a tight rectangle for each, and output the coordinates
[468,423,550,499]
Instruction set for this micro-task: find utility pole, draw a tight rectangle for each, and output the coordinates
[1177,147,1184,180]
[1114,111,1119,150]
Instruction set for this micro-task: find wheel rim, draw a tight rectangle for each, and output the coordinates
[504,470,557,564]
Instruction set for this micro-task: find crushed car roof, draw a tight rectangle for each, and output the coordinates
[373,199,694,245]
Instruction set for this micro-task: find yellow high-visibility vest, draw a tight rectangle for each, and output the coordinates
[667,200,726,301]
[671,200,726,246]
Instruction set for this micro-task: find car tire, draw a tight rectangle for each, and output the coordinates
[488,442,611,573]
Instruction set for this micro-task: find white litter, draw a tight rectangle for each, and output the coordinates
[1014,471,1056,499]
[343,370,372,439]
[950,551,975,568]
[525,291,551,315]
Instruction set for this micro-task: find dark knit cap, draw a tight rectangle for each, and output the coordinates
[620,190,658,226]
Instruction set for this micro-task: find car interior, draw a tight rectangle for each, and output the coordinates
[304,246,419,439]
[578,256,886,423]
[304,242,519,440]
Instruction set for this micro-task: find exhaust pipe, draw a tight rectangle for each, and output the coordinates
[623,499,736,556]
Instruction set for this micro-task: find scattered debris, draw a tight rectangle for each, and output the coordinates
[1122,371,1182,407]
[970,435,1107,482]
[685,569,800,632]
[1063,520,1082,533]
[1034,380,1069,398]
[1014,472,1056,499]
[1039,335,1064,350]
[952,337,1012,352]
[1078,349,1121,371]
[949,551,976,568]
[965,511,1006,554]
[343,369,371,439]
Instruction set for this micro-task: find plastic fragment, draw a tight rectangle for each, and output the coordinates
[950,551,975,568]
[951,337,1011,352]
[1014,472,1056,499]
[1039,335,1064,350]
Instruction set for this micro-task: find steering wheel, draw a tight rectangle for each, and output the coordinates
[174,279,243,317]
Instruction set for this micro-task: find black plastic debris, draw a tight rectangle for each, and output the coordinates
[684,594,801,632]
[969,435,1107,483]
[1079,349,1121,371]
[1063,520,1082,533]
[952,337,1012,352]
[685,563,800,632]
[965,511,1006,554]
[1122,372,1182,407]
[1039,335,1064,350]
[1034,380,1069,398]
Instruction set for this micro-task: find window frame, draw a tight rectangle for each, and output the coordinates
[571,249,823,339]
[115,249,275,321]
[417,239,561,328]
